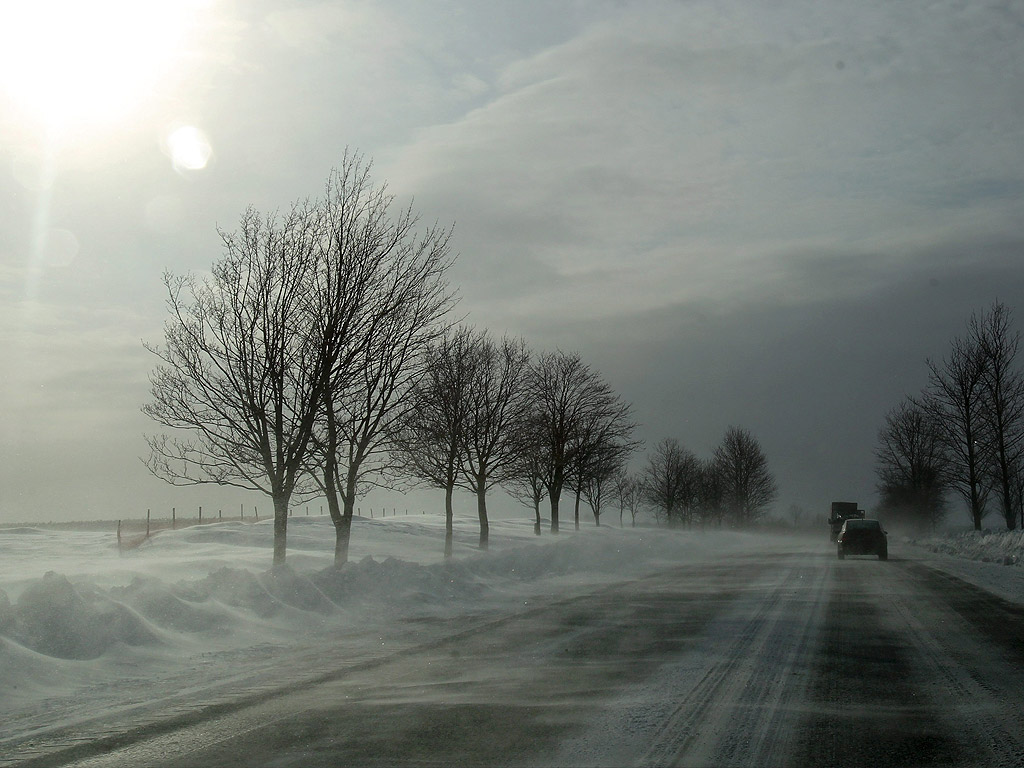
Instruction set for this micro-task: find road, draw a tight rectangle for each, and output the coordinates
[8,544,1024,767]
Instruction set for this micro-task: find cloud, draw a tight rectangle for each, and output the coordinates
[382,0,1024,337]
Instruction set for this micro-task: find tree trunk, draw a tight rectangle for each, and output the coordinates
[331,467,359,567]
[574,487,581,531]
[476,482,489,550]
[550,489,560,534]
[534,500,542,536]
[444,484,454,558]
[334,513,352,565]
[272,493,289,567]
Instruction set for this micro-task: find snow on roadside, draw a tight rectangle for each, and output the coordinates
[903,528,1024,607]
[0,516,768,732]
[909,528,1024,566]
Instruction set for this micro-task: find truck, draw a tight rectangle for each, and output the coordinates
[829,501,865,541]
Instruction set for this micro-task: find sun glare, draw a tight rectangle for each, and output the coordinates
[166,124,213,171]
[0,0,207,132]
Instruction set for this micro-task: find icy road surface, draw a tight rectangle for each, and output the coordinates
[6,540,1024,767]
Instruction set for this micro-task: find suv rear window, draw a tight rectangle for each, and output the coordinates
[844,520,881,530]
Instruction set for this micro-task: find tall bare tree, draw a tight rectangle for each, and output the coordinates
[457,334,531,549]
[918,330,992,530]
[390,326,478,557]
[713,426,778,527]
[144,204,328,566]
[312,156,456,565]
[874,400,949,531]
[972,301,1024,530]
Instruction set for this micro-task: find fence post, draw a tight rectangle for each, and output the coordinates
[172,507,176,530]
[147,509,151,537]
[255,506,259,521]
[241,503,244,519]
[199,506,202,523]
[117,519,122,549]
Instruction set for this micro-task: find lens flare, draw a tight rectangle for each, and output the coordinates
[166,125,213,171]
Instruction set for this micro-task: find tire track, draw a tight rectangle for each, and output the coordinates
[886,562,1024,768]
[636,559,828,767]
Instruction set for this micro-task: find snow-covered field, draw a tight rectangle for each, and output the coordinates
[1,514,1022,755]
[0,516,765,738]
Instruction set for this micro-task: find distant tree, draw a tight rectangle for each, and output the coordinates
[695,457,725,528]
[581,439,632,527]
[457,334,532,549]
[144,203,328,567]
[612,470,644,528]
[641,438,700,526]
[972,301,1024,530]
[874,400,949,531]
[712,426,778,527]
[567,400,638,529]
[504,427,549,536]
[525,351,634,533]
[918,328,992,530]
[390,326,478,557]
[787,503,811,529]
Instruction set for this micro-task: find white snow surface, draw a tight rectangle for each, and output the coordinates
[1,515,1022,748]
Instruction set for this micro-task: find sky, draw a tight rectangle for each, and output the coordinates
[1,0,1023,525]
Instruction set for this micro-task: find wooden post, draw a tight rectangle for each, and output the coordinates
[117,519,122,549]
[219,509,222,519]
[172,507,176,530]
[199,506,202,523]
[241,503,244,519]
[147,509,151,537]
[255,506,258,521]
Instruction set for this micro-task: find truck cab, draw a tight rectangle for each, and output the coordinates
[829,501,865,541]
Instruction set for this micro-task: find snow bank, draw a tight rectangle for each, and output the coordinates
[0,518,859,742]
[909,529,1024,566]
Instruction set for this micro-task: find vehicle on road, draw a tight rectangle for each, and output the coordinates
[837,519,888,560]
[828,501,865,541]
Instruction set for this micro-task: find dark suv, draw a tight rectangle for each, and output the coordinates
[837,519,888,560]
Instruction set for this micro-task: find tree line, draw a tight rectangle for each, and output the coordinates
[143,154,778,567]
[875,301,1024,532]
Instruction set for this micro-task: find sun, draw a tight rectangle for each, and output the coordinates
[0,0,208,133]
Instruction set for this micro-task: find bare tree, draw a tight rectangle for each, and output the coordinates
[312,156,456,566]
[696,457,725,528]
[457,334,531,549]
[918,329,992,530]
[526,351,635,533]
[713,426,778,527]
[144,204,328,566]
[389,326,478,557]
[874,400,949,531]
[505,422,550,536]
[612,471,644,528]
[579,440,627,527]
[641,438,700,526]
[971,301,1024,530]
